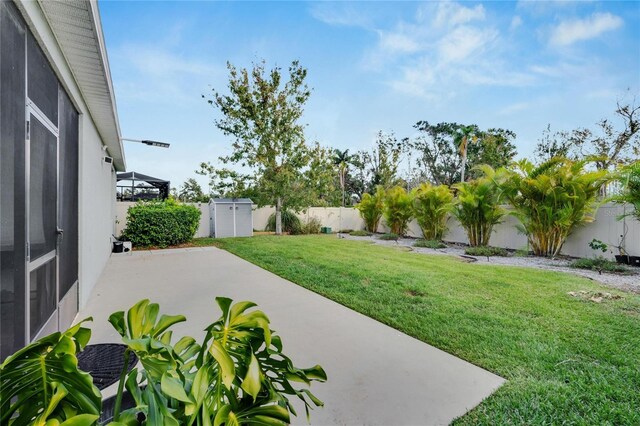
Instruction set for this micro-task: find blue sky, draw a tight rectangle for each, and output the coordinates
[100,1,640,189]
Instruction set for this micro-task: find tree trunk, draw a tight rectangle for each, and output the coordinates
[460,136,468,183]
[340,168,346,207]
[275,197,283,235]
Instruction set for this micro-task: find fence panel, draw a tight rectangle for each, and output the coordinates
[115,202,638,260]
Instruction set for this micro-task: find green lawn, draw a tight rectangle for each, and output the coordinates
[211,235,640,425]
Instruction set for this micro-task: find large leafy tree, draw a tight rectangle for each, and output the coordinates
[356,131,404,194]
[466,128,518,180]
[564,100,640,171]
[535,100,640,168]
[533,124,572,162]
[205,60,311,234]
[305,143,341,206]
[196,163,255,199]
[347,152,369,201]
[411,121,517,186]
[411,121,461,186]
[178,178,209,202]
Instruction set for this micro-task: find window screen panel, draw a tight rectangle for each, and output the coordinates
[27,32,58,124]
[29,259,56,339]
[29,116,57,261]
[58,88,78,300]
[0,0,27,361]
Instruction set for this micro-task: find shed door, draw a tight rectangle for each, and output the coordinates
[235,204,253,237]
[215,204,235,238]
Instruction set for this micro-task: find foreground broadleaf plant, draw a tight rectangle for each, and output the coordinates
[0,319,101,426]
[1,298,325,425]
[109,298,327,425]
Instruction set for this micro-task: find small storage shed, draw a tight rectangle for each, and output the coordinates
[210,198,253,238]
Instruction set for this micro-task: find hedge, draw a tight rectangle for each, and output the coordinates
[121,199,201,248]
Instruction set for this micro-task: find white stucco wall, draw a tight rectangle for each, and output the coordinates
[78,121,116,307]
[18,1,119,309]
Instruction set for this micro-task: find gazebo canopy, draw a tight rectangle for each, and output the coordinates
[116,171,170,201]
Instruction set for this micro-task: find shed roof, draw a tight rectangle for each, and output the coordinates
[211,198,253,204]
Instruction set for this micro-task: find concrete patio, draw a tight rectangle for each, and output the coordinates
[78,247,504,425]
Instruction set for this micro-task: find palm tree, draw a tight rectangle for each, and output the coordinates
[500,159,610,257]
[332,149,352,207]
[455,125,480,182]
[332,149,353,236]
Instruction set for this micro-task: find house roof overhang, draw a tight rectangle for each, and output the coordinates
[35,0,125,171]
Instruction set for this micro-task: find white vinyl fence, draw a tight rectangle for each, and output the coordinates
[115,202,639,260]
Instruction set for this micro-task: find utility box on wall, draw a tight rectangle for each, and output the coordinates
[210,199,253,238]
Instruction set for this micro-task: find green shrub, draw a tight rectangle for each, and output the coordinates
[500,158,610,257]
[414,239,447,249]
[452,170,506,247]
[122,199,201,248]
[266,210,301,234]
[589,238,608,253]
[378,233,399,241]
[412,183,454,240]
[356,186,385,232]
[296,216,322,235]
[570,257,631,274]
[349,230,372,236]
[383,186,413,236]
[465,246,508,257]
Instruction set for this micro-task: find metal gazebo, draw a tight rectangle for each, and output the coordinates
[116,171,170,201]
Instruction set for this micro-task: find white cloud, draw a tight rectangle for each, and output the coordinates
[550,12,623,46]
[438,26,497,64]
[374,2,518,98]
[363,2,495,66]
[377,29,421,54]
[388,58,438,99]
[309,3,372,29]
[330,1,624,101]
[429,2,486,27]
